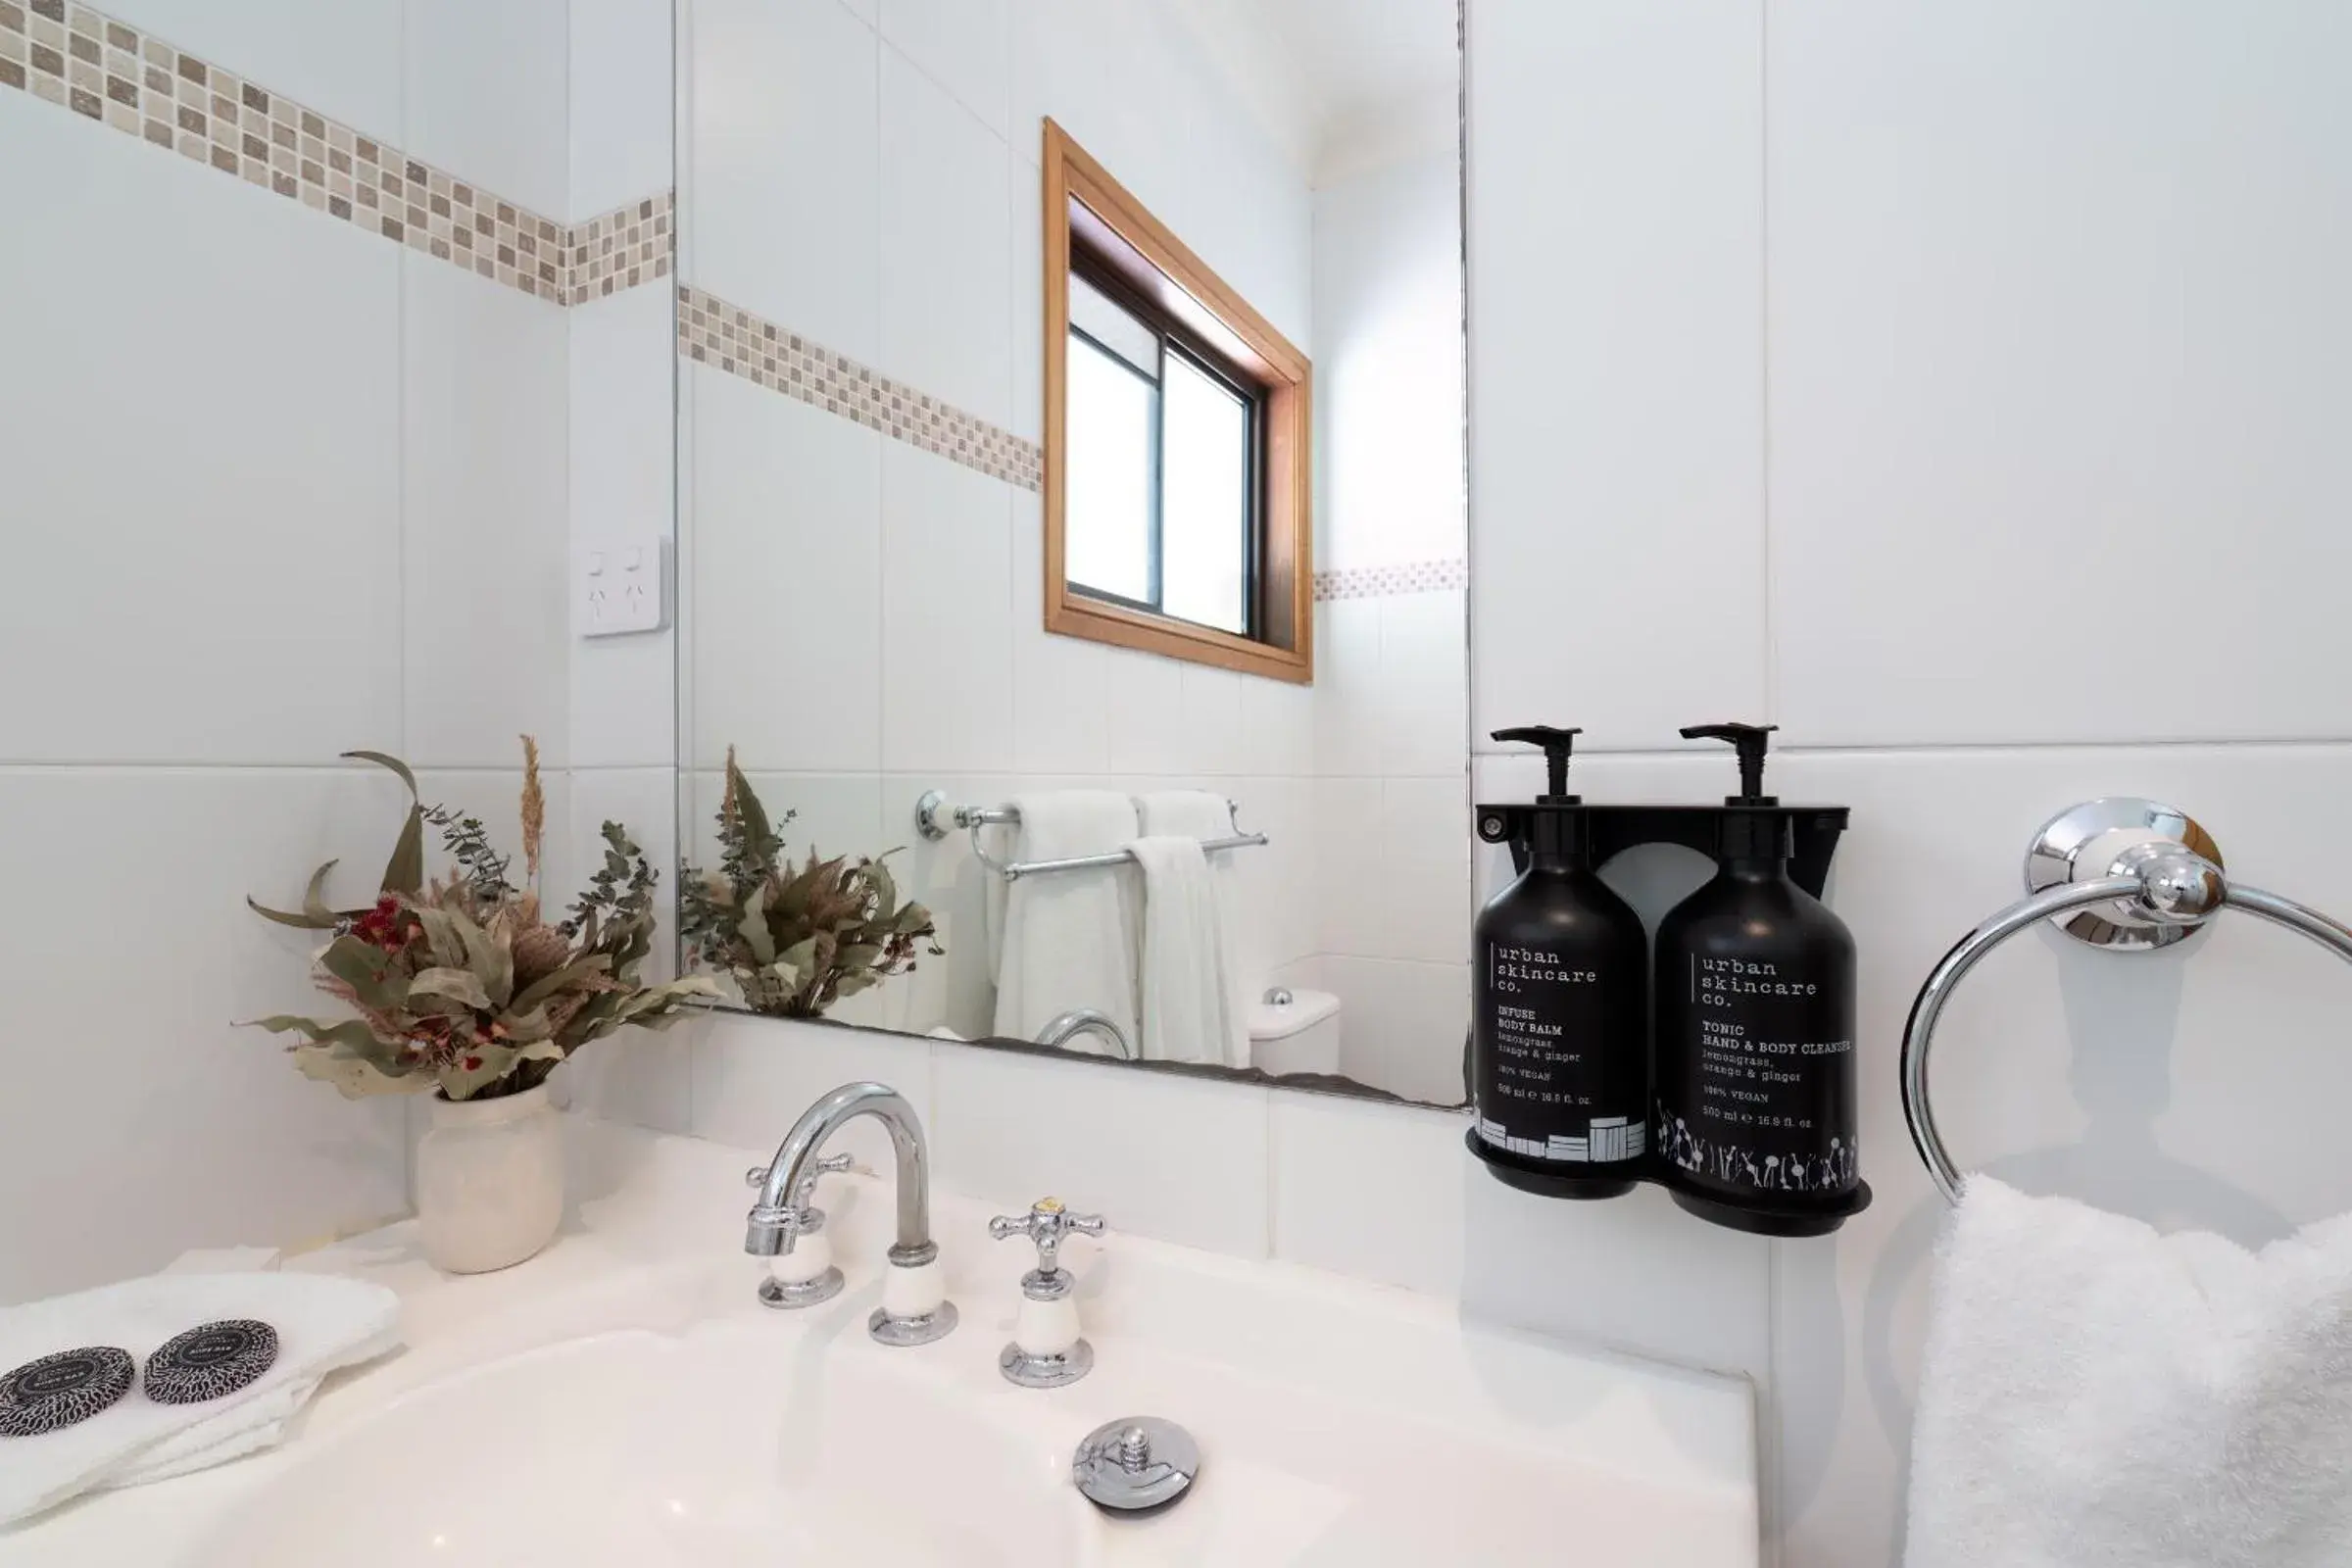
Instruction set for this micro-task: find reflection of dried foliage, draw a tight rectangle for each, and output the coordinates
[246,742,713,1101]
[680,752,942,1018]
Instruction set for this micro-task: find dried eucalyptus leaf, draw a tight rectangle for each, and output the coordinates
[409,966,493,1011]
[438,1042,521,1101]
[318,935,404,1012]
[291,1045,416,1099]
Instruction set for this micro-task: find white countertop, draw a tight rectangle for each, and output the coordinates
[1,1113,1758,1566]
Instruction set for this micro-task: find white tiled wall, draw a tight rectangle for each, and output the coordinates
[1307,140,1471,1102]
[0,0,679,1302]
[1468,4,2352,1564]
[0,2,589,1303]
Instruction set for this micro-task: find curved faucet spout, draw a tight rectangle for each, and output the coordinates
[1036,1007,1133,1060]
[746,1082,935,1265]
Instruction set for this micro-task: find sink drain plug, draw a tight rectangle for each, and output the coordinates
[1072,1415,1200,1514]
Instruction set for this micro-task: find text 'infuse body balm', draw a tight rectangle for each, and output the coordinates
[1472,727,1649,1198]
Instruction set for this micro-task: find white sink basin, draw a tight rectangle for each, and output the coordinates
[183,1326,1077,1567]
[4,1119,1758,1568]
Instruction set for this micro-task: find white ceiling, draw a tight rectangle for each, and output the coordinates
[1157,0,1459,183]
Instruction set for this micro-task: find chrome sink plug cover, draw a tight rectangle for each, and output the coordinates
[1072,1415,1200,1513]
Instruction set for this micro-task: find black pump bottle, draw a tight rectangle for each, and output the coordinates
[1472,727,1650,1197]
[1652,724,1861,1235]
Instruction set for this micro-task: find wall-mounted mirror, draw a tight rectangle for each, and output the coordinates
[674,0,1468,1107]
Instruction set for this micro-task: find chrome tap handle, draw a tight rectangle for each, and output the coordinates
[989,1198,1105,1279]
[745,1150,853,1206]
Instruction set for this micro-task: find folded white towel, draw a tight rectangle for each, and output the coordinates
[1133,792,1250,1067]
[1905,1177,2352,1567]
[0,1271,401,1526]
[989,791,1142,1052]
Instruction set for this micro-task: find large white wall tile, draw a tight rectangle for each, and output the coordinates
[1311,598,1385,778]
[0,98,402,766]
[1380,591,1469,779]
[1271,1095,1467,1298]
[688,366,884,773]
[101,0,404,146]
[569,0,675,217]
[930,1043,1272,1256]
[1008,137,1045,441]
[1239,671,1315,780]
[878,0,1008,141]
[879,443,1015,775]
[688,0,878,360]
[1009,491,1113,774]
[1463,1177,1775,1383]
[0,767,411,1304]
[1322,955,1468,1105]
[403,255,572,769]
[1380,776,1473,965]
[405,0,569,220]
[570,286,679,770]
[690,1012,937,1178]
[1227,774,1315,985]
[1466,0,1766,752]
[1102,648,1187,776]
[1767,3,2352,748]
[878,45,1013,427]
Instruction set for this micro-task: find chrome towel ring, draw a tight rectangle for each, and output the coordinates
[1900,798,2352,1205]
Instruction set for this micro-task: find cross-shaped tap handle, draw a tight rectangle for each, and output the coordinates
[744,1150,855,1209]
[988,1197,1105,1277]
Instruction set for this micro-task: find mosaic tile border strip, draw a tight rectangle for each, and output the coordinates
[678,284,1046,492]
[1313,558,1469,602]
[569,192,673,306]
[0,0,669,308]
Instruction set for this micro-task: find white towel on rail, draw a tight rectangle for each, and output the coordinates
[988,791,1141,1054]
[1132,792,1250,1066]
[1903,1175,2352,1567]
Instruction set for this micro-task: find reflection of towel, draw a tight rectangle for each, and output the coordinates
[989,792,1140,1053]
[1905,1177,2352,1567]
[0,1271,401,1526]
[1133,793,1249,1066]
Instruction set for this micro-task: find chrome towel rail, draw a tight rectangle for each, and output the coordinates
[911,791,1268,882]
[1901,798,2352,1205]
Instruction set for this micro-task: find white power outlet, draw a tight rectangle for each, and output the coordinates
[576,539,666,637]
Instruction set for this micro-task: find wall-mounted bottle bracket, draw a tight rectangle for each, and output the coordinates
[1476,803,1852,900]
[1469,800,1865,1237]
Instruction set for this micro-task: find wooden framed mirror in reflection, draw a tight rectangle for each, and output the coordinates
[674,0,1467,1108]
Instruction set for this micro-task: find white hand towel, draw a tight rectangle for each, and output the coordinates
[1126,835,1232,1063]
[989,791,1142,1052]
[1133,791,1250,1066]
[1904,1177,2352,1567]
[0,1271,401,1527]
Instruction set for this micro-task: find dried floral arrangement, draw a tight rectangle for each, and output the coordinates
[679,752,941,1018]
[245,741,713,1101]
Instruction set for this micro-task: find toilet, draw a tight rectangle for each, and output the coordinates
[1246,988,1343,1077]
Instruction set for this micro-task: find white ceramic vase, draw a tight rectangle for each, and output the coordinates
[416,1083,564,1274]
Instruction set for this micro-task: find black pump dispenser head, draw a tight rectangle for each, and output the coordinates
[1493,726,1583,804]
[1493,726,1590,863]
[1683,722,1788,862]
[1682,722,1779,805]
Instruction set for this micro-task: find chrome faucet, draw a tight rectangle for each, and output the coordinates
[1035,1007,1133,1059]
[744,1081,958,1347]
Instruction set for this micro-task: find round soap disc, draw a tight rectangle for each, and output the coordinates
[0,1347,135,1437]
[143,1319,279,1405]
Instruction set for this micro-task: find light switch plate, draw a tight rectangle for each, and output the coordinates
[576,538,667,637]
